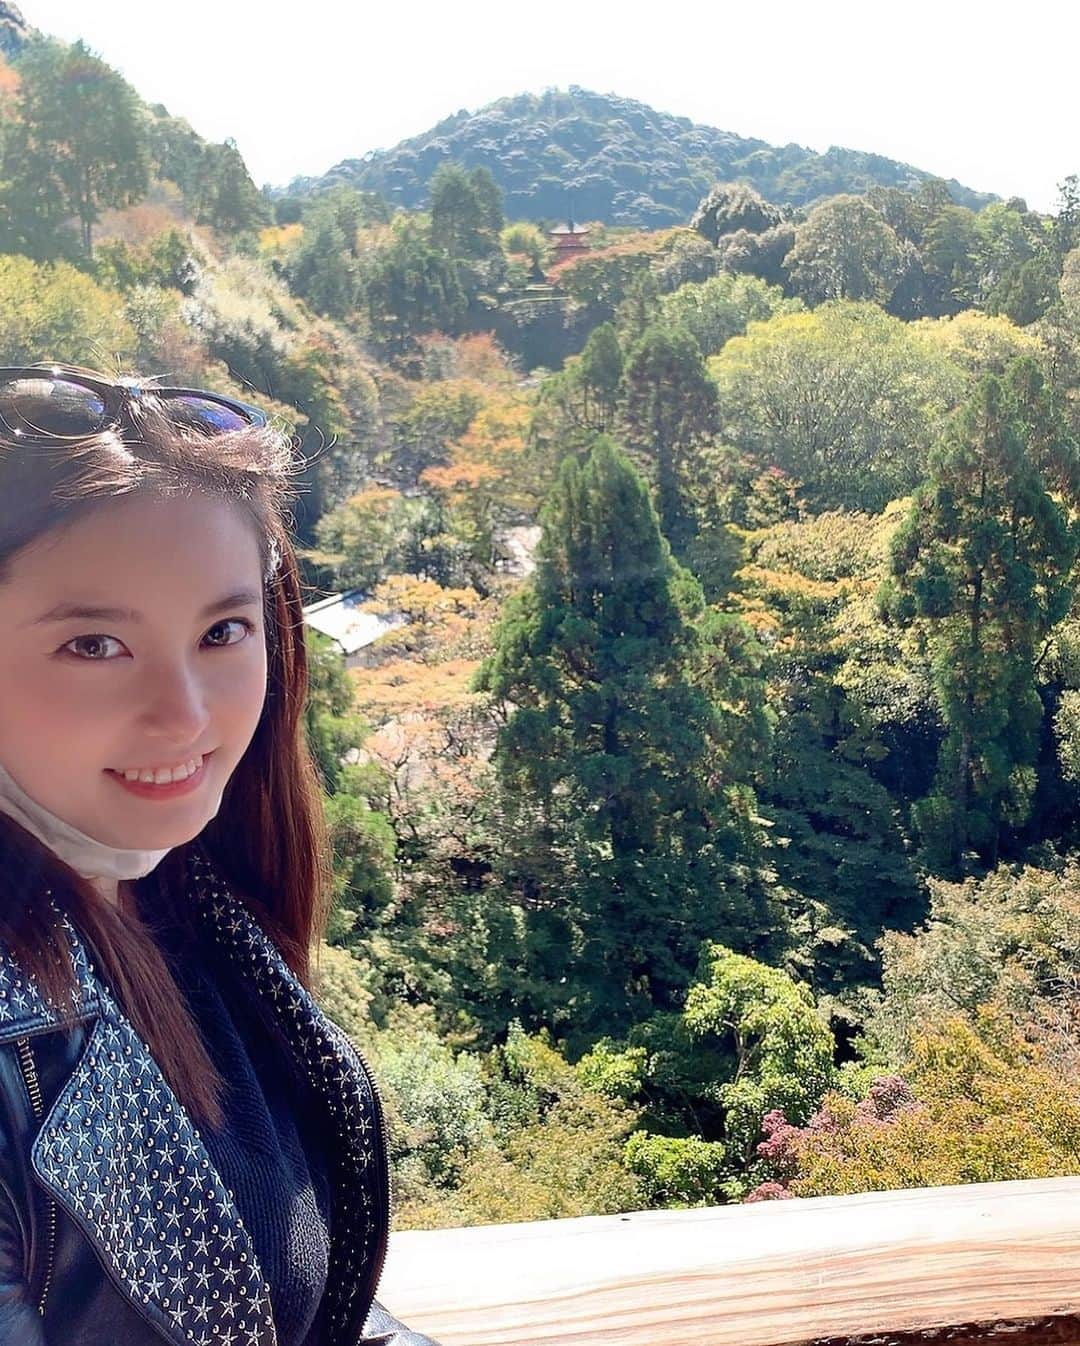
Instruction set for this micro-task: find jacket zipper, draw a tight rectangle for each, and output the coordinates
[352,1041,393,1264]
[14,1037,57,1318]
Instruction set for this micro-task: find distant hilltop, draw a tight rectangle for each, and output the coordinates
[277,86,997,227]
[0,1,30,59]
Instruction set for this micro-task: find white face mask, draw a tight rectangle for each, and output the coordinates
[0,759,176,880]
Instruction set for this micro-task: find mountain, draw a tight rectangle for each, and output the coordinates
[0,1,31,59]
[279,86,996,227]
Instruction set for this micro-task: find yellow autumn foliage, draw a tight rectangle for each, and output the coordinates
[788,1005,1080,1196]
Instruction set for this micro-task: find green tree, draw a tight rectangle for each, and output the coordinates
[621,324,718,553]
[305,185,388,256]
[784,195,906,305]
[759,1006,1080,1198]
[309,486,418,591]
[477,439,778,1037]
[714,222,797,292]
[0,253,135,363]
[586,943,838,1202]
[1052,174,1080,258]
[657,272,800,359]
[852,860,1080,1078]
[529,322,625,458]
[690,183,782,246]
[711,301,960,513]
[362,214,467,354]
[921,204,981,315]
[738,511,927,1009]
[881,358,1080,874]
[989,253,1060,327]
[681,943,838,1177]
[146,107,207,202]
[3,37,149,254]
[576,322,624,430]
[468,165,504,239]
[303,630,396,946]
[195,137,271,235]
[288,213,357,320]
[429,162,502,259]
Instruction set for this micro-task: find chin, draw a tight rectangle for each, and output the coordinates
[92,808,218,852]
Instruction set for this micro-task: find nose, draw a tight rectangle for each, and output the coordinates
[135,662,212,749]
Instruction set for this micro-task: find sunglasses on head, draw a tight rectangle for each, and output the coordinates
[0,364,269,443]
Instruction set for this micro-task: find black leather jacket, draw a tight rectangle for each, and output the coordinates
[0,846,437,1345]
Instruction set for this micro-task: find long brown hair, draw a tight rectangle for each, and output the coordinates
[0,377,333,1130]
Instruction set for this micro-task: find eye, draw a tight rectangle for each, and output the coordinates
[203,617,257,648]
[61,634,126,661]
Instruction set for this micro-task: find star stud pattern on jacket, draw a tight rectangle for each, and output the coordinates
[33,1009,277,1346]
[0,847,390,1346]
[188,845,388,1346]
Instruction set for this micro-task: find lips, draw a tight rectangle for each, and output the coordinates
[105,753,212,800]
[107,750,213,782]
[111,755,203,784]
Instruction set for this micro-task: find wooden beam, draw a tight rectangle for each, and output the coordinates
[376,1177,1080,1346]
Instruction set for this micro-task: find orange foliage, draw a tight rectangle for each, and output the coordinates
[362,710,494,858]
[346,486,404,513]
[366,575,481,621]
[350,658,482,720]
[415,332,517,386]
[0,57,19,106]
[420,392,536,515]
[421,461,500,492]
[357,575,495,667]
[454,333,516,384]
[96,187,188,243]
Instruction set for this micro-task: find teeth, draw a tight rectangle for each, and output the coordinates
[119,756,202,785]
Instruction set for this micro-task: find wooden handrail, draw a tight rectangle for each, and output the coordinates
[377,1177,1080,1345]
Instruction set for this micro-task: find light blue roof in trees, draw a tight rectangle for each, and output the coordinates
[301,589,406,655]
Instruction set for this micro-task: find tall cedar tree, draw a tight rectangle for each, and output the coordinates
[577,322,624,432]
[429,163,502,259]
[882,356,1080,875]
[194,138,270,235]
[4,38,149,254]
[621,324,718,556]
[477,439,777,1036]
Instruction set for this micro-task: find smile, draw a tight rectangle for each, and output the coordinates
[108,754,206,784]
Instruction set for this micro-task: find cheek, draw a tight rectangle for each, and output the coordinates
[221,644,269,734]
[0,663,110,804]
[0,661,112,750]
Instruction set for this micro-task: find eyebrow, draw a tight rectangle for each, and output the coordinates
[27,589,263,627]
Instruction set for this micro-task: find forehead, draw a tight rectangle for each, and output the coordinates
[1,492,265,610]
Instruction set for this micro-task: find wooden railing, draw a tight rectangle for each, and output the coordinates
[377,1177,1080,1345]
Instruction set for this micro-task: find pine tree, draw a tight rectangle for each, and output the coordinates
[881,356,1080,874]
[621,324,718,555]
[477,439,777,1036]
[577,322,623,432]
[288,213,357,319]
[195,138,270,235]
[429,162,502,259]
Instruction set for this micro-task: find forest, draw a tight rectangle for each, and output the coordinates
[0,23,1078,1228]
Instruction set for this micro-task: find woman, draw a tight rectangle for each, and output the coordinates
[0,364,438,1345]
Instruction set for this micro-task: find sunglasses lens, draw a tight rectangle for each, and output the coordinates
[0,377,107,439]
[163,394,256,433]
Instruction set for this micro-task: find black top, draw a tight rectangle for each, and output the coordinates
[135,887,333,1346]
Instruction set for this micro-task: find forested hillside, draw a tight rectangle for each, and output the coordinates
[1,18,1079,1225]
[281,85,995,227]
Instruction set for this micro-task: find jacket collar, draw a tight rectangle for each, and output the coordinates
[0,845,387,1346]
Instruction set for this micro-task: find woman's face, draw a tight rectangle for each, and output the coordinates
[0,490,269,849]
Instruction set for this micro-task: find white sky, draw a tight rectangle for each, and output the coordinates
[18,0,1080,214]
